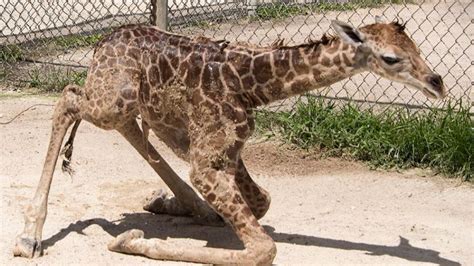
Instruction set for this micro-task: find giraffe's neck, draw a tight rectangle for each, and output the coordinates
[236,38,368,106]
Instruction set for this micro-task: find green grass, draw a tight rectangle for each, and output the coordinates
[186,19,214,29]
[27,69,87,92]
[0,44,24,63]
[0,68,7,82]
[256,98,473,181]
[0,33,104,65]
[0,33,101,91]
[254,0,414,20]
[1,33,103,62]
[52,33,103,49]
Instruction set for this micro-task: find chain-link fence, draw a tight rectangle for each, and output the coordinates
[1,0,472,113]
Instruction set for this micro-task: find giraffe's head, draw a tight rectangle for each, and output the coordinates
[331,20,446,99]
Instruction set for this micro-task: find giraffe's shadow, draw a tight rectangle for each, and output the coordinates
[42,212,460,265]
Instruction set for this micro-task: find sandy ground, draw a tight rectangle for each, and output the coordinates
[0,96,472,265]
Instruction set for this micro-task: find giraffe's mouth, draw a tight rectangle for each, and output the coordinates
[422,87,438,99]
[422,83,447,99]
[421,74,446,99]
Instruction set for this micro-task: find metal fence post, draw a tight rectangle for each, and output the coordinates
[150,0,168,30]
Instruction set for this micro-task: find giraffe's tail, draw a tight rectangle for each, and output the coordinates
[60,119,82,176]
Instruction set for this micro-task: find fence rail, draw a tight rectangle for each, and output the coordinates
[1,0,472,113]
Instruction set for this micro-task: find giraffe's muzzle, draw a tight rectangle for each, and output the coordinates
[423,74,446,99]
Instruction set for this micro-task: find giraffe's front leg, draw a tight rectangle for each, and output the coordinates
[116,121,224,226]
[236,159,271,219]
[13,85,83,258]
[108,127,277,264]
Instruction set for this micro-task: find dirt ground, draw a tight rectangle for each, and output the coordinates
[0,96,472,265]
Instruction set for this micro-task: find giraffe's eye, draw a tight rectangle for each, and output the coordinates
[381,55,401,65]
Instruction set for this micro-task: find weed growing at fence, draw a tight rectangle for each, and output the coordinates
[27,69,87,92]
[0,44,24,63]
[1,33,104,66]
[0,68,7,82]
[256,98,473,181]
[255,0,414,20]
[53,33,104,49]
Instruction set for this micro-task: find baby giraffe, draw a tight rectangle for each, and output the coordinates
[14,19,445,264]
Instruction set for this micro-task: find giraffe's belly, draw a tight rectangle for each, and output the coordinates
[138,84,192,160]
[147,119,191,161]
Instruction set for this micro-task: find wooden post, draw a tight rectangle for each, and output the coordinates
[150,0,168,30]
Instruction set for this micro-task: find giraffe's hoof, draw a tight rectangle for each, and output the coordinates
[143,189,168,212]
[143,189,225,226]
[143,189,189,216]
[13,236,42,258]
[108,229,144,252]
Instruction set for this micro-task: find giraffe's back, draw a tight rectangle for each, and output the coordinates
[82,24,228,158]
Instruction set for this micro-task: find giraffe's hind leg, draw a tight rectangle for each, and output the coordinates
[116,120,223,226]
[13,85,84,258]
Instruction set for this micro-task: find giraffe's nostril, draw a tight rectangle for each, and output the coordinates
[428,74,443,89]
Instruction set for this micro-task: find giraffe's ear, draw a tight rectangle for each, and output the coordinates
[331,20,366,46]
